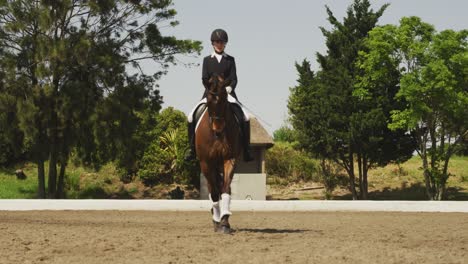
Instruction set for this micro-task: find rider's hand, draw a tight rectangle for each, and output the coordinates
[226,86,233,94]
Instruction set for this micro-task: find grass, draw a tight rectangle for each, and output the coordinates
[268,155,468,200]
[0,161,199,199]
[363,155,468,200]
[1,156,467,200]
[0,163,40,199]
[0,161,123,199]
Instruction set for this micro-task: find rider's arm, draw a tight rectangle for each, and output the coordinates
[202,56,209,87]
[227,57,237,91]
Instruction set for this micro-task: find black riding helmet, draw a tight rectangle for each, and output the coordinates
[211,29,228,43]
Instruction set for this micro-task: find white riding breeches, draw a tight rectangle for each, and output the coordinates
[187,95,250,123]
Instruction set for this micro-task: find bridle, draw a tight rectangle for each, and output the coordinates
[206,88,227,138]
[207,90,225,121]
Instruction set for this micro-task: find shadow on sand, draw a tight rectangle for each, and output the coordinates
[235,228,314,234]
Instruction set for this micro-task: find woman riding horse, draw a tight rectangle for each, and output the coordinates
[196,75,241,233]
[185,28,253,162]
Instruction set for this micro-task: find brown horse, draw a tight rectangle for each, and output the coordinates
[195,75,243,234]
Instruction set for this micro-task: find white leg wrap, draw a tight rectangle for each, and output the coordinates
[212,202,221,222]
[220,193,232,218]
[209,194,221,222]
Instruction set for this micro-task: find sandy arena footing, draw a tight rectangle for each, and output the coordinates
[0,210,467,264]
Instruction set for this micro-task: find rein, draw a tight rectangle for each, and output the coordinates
[205,87,228,138]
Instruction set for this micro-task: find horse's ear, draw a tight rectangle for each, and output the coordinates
[204,77,213,90]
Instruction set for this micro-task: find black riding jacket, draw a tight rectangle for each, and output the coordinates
[202,53,238,99]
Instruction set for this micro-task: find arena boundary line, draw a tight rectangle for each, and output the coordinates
[0,200,467,213]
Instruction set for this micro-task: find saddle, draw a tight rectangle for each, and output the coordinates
[193,103,244,134]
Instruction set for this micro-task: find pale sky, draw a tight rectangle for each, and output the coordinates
[140,0,468,134]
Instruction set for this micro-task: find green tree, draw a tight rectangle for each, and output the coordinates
[288,0,415,200]
[0,0,201,198]
[0,81,25,165]
[265,141,318,183]
[358,17,467,200]
[152,106,188,138]
[139,107,198,186]
[273,125,298,144]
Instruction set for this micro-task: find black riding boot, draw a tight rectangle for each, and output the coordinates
[184,121,196,161]
[242,120,254,162]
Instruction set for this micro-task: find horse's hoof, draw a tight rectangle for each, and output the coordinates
[220,225,231,234]
[213,221,221,232]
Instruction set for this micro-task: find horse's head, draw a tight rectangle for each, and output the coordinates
[204,75,231,135]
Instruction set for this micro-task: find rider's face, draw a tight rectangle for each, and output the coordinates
[212,40,226,53]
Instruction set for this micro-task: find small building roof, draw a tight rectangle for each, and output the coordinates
[250,117,274,148]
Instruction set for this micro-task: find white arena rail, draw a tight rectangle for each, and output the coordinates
[0,200,467,213]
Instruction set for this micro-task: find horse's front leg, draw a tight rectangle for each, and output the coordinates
[201,162,221,232]
[220,159,236,234]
